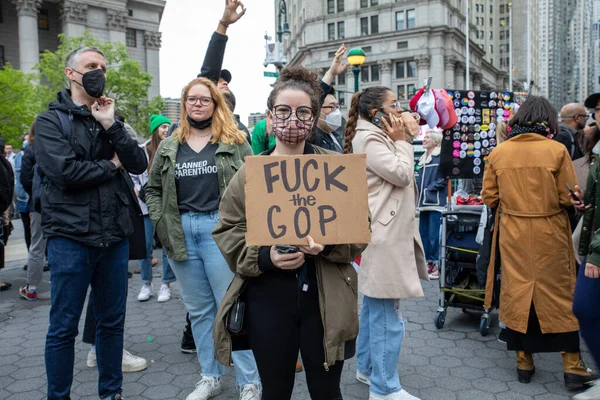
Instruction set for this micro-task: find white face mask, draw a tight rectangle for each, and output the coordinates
[322,109,342,131]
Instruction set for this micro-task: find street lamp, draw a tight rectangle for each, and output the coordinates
[347,47,366,93]
[277,0,291,43]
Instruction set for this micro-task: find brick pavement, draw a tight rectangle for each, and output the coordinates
[0,242,595,400]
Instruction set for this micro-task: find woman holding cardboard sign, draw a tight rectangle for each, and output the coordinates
[212,66,367,400]
[345,87,428,400]
[145,76,262,400]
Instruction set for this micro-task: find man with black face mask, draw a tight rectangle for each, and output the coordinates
[34,46,147,400]
[557,103,587,161]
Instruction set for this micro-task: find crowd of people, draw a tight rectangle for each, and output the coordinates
[1,1,600,400]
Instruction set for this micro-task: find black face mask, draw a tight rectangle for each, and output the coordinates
[73,68,106,98]
[187,116,213,130]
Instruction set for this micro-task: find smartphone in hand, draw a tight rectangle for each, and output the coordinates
[565,183,582,203]
[276,245,300,254]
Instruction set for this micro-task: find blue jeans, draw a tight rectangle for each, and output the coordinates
[168,211,260,387]
[45,238,129,400]
[419,211,442,264]
[140,215,176,285]
[573,257,600,367]
[357,295,406,396]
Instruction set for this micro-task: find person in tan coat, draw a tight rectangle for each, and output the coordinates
[344,86,428,400]
[482,95,596,389]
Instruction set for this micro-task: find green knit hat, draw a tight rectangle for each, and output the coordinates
[149,114,172,135]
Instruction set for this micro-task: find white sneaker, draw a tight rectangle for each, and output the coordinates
[369,389,421,400]
[137,284,153,302]
[240,383,261,400]
[87,350,97,368]
[573,382,600,400]
[87,349,147,373]
[122,349,148,372]
[186,376,222,400]
[157,284,171,303]
[357,371,371,385]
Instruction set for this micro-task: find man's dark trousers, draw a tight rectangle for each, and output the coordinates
[45,238,129,400]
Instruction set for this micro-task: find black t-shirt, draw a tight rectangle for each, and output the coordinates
[175,142,220,213]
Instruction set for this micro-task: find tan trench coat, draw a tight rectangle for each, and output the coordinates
[352,120,428,299]
[482,133,579,334]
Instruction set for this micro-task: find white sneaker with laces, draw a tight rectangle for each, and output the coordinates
[122,350,148,372]
[573,381,600,400]
[240,383,261,400]
[87,349,147,373]
[356,371,371,385]
[186,376,222,400]
[369,389,421,400]
[157,284,171,303]
[137,284,153,302]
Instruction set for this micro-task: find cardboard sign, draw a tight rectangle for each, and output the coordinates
[245,154,371,246]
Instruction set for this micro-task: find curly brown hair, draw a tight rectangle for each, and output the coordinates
[267,66,323,120]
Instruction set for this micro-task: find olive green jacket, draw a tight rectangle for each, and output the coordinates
[580,141,600,265]
[212,145,368,370]
[145,135,253,261]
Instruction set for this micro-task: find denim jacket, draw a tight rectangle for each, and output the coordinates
[417,147,447,210]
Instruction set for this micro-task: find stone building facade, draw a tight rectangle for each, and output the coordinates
[279,0,508,109]
[0,0,165,98]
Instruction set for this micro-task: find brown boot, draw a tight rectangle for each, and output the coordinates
[562,352,598,389]
[516,351,535,383]
[296,359,303,373]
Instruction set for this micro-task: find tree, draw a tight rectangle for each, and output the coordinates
[36,31,164,137]
[0,64,42,147]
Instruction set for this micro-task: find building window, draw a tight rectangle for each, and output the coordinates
[490,5,493,13]
[396,62,405,78]
[396,11,405,30]
[363,46,372,53]
[489,31,493,40]
[38,9,49,30]
[500,4,505,13]
[327,0,335,14]
[407,60,417,77]
[337,0,344,12]
[371,65,380,81]
[489,44,493,54]
[371,0,379,5]
[0,46,4,67]
[0,3,3,23]
[371,15,379,34]
[126,28,137,47]
[338,73,346,86]
[361,65,369,82]
[407,84,416,98]
[398,85,406,100]
[407,9,416,29]
[360,0,368,8]
[500,30,505,40]
[360,17,369,35]
[328,51,336,59]
[506,29,510,39]
[397,41,408,49]
[337,21,345,39]
[328,23,335,40]
[128,9,133,17]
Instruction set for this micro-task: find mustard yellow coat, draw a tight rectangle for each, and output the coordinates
[482,133,579,334]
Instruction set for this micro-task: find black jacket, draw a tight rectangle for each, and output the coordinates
[313,128,344,153]
[20,144,36,196]
[198,31,227,83]
[556,125,584,160]
[35,89,148,248]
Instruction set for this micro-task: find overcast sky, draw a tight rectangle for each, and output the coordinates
[159,0,277,126]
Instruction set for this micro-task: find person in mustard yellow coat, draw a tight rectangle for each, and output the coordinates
[482,96,596,389]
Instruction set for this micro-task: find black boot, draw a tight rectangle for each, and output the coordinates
[518,367,535,384]
[181,313,196,354]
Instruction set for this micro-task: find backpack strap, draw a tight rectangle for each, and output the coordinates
[54,110,73,142]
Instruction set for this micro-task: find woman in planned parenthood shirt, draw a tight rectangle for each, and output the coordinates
[145,76,261,400]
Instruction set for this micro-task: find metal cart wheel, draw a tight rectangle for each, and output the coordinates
[435,311,446,329]
[480,316,490,336]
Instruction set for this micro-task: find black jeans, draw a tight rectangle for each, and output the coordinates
[20,212,31,251]
[245,266,343,400]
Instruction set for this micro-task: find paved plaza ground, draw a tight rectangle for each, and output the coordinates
[0,222,595,400]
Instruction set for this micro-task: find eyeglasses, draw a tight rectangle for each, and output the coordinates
[186,97,213,106]
[380,101,403,113]
[272,105,314,122]
[321,104,340,112]
[574,113,590,120]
